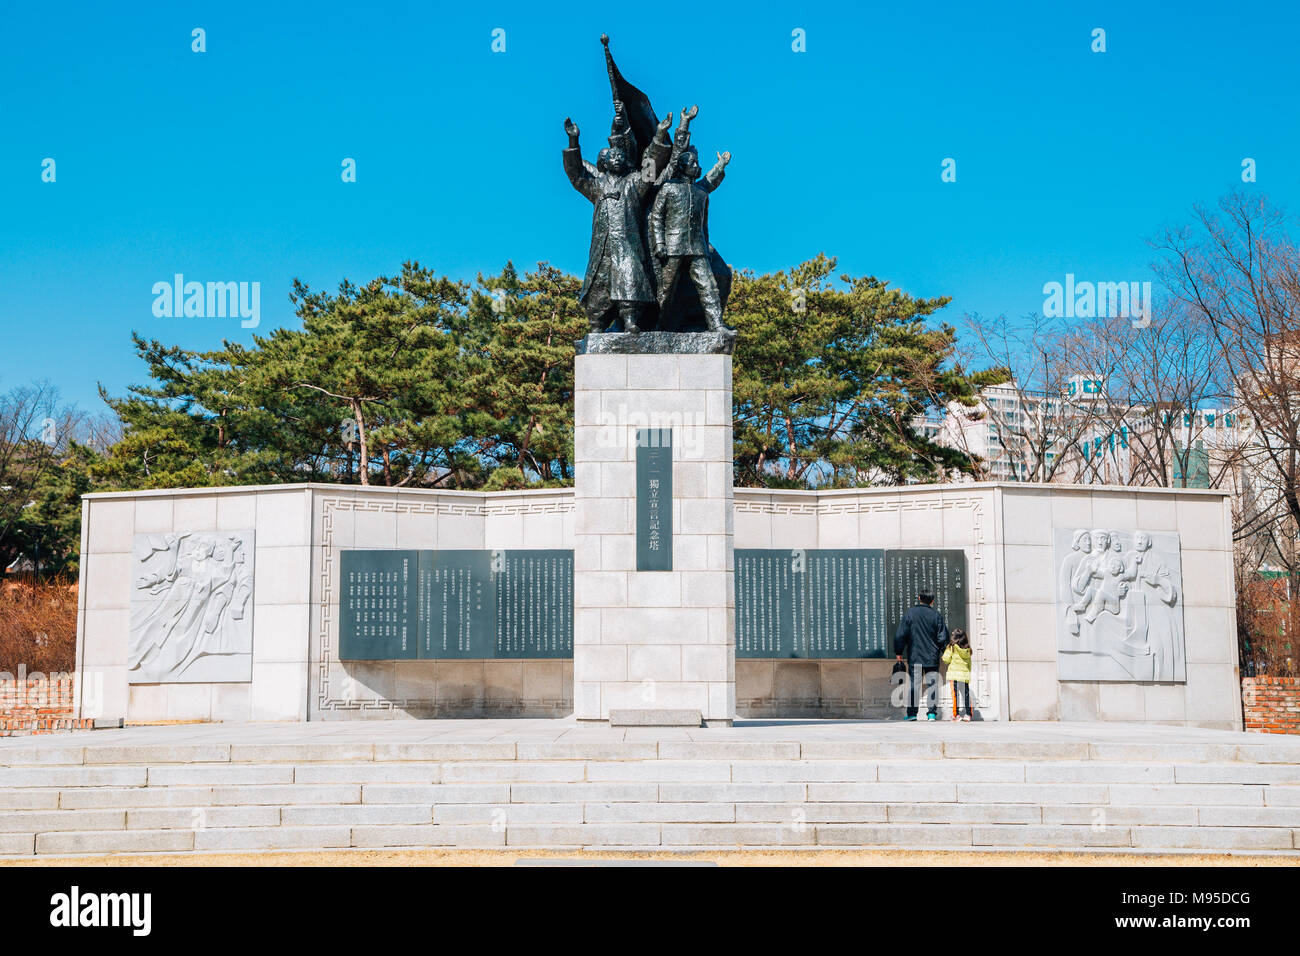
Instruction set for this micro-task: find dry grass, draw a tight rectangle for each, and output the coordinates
[1237,576,1297,676]
[0,577,77,674]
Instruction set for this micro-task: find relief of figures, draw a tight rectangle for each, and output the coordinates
[128,530,255,683]
[1054,528,1185,682]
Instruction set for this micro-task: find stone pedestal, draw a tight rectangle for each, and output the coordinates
[573,347,735,725]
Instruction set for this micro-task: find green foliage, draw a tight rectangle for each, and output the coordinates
[0,384,98,575]
[730,254,1003,487]
[94,261,587,492]
[465,263,587,483]
[11,444,97,575]
[263,262,474,486]
[21,254,996,573]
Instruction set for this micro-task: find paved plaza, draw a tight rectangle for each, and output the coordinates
[4,717,1300,753]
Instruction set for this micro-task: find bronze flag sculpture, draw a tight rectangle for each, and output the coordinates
[565,35,736,350]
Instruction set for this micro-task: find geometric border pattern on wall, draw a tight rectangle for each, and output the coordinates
[733,493,991,707]
[313,491,989,712]
[314,494,574,713]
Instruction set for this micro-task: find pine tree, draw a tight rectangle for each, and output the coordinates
[467,262,587,487]
[730,254,1004,487]
[93,256,1000,496]
[262,262,474,486]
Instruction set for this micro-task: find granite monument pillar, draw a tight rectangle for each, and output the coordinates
[573,341,736,725]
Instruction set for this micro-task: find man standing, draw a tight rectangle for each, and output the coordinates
[894,587,949,721]
[649,117,735,339]
[562,102,672,334]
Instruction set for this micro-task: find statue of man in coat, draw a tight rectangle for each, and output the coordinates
[562,102,672,334]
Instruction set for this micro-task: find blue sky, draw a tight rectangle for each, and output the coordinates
[2,1,1297,412]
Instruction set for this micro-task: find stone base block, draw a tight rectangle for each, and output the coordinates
[575,331,736,355]
[608,708,703,727]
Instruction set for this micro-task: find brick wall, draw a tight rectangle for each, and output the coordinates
[0,673,92,736]
[1242,676,1300,735]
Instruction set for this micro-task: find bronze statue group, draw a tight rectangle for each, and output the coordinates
[563,37,736,339]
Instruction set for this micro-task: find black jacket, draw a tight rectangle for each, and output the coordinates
[894,603,949,667]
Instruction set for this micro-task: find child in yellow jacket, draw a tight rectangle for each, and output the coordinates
[942,629,973,721]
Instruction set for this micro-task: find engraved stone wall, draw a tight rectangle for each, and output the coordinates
[311,490,576,719]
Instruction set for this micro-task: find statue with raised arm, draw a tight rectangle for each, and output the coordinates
[562,103,672,334]
[650,109,735,341]
[563,35,738,352]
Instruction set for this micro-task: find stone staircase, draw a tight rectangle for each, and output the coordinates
[2,729,1299,856]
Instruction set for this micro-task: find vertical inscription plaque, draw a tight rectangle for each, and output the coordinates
[736,548,966,659]
[736,549,888,658]
[496,549,574,658]
[339,549,419,660]
[636,428,673,571]
[736,550,796,656]
[799,550,888,656]
[418,550,496,658]
[885,549,968,639]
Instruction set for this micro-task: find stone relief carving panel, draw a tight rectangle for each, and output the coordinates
[128,530,255,683]
[1055,528,1185,683]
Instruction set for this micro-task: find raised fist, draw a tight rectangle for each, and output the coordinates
[674,107,696,147]
[564,117,579,139]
